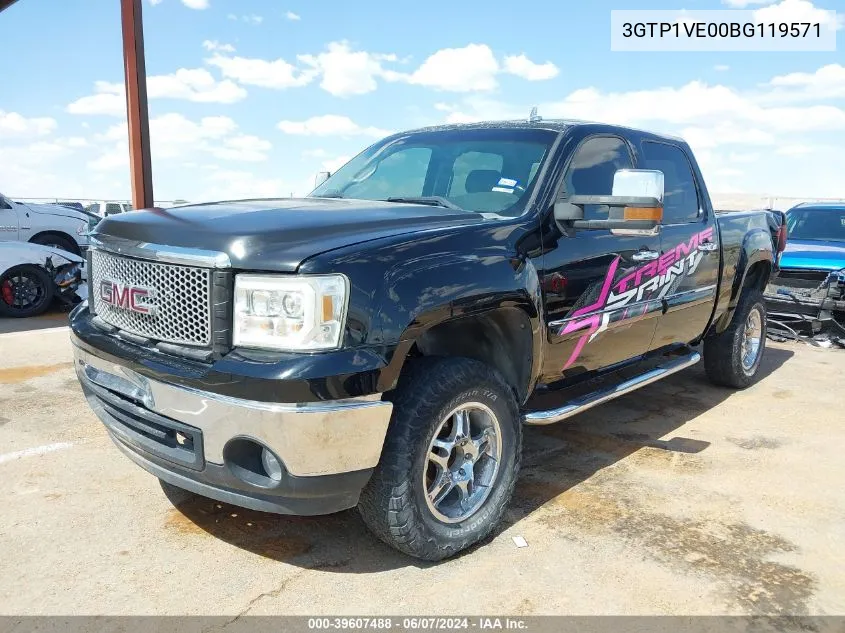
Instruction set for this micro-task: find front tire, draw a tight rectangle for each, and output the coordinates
[0,265,55,318]
[358,357,521,561]
[704,288,767,389]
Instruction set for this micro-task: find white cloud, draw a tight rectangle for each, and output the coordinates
[212,135,272,162]
[767,63,845,101]
[206,53,316,89]
[302,148,329,158]
[753,0,842,30]
[680,123,775,150]
[88,113,271,172]
[728,151,760,163]
[67,69,246,116]
[322,155,351,173]
[0,110,57,139]
[149,0,164,5]
[182,0,208,9]
[502,54,559,81]
[202,43,563,98]
[776,144,815,155]
[226,13,263,24]
[148,68,247,103]
[402,44,500,92]
[285,11,300,21]
[721,0,772,6]
[277,115,389,138]
[201,169,292,200]
[298,41,397,97]
[538,81,845,133]
[202,40,235,53]
[714,64,730,72]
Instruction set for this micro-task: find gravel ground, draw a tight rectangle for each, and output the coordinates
[1,316,843,616]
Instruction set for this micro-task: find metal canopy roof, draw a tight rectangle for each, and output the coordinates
[1,0,154,209]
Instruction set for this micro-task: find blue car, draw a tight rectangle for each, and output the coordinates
[765,202,845,333]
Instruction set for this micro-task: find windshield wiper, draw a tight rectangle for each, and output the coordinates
[385,196,464,211]
[313,192,345,199]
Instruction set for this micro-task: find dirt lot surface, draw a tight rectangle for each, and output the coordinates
[1,314,843,616]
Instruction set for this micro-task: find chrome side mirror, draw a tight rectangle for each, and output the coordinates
[554,169,665,230]
[611,169,664,201]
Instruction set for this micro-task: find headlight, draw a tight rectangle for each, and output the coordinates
[233,274,349,351]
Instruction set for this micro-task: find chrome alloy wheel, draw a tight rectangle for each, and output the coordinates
[423,403,503,524]
[741,307,763,371]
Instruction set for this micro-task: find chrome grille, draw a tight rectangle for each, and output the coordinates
[91,250,212,346]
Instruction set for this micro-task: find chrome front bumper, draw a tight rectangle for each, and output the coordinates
[72,343,394,478]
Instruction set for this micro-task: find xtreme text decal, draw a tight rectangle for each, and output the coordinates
[560,227,713,369]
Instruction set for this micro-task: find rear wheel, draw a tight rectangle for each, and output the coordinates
[358,357,521,561]
[704,288,766,388]
[0,265,55,318]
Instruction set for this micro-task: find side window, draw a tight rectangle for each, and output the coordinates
[564,137,633,220]
[640,142,700,224]
[343,147,432,199]
[105,203,122,216]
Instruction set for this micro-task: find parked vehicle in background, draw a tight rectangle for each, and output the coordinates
[57,201,86,212]
[85,201,133,218]
[0,192,91,255]
[70,119,785,560]
[765,202,845,335]
[0,242,85,317]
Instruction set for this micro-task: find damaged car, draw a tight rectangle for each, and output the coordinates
[764,202,845,342]
[0,242,85,318]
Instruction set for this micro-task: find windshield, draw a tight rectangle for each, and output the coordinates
[787,207,845,243]
[309,128,557,217]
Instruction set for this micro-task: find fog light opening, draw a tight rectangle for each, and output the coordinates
[261,448,283,482]
[223,437,287,489]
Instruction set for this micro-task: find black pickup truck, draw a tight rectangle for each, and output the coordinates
[70,119,786,560]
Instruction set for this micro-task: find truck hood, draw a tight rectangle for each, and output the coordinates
[94,198,484,271]
[25,202,88,222]
[780,239,845,271]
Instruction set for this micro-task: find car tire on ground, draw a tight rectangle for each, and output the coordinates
[704,288,767,389]
[0,264,55,318]
[358,356,522,561]
[30,234,80,256]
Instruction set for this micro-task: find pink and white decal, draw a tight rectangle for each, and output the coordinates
[559,227,714,369]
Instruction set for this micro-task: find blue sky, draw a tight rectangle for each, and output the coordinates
[0,0,843,203]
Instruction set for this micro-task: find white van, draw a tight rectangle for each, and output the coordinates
[0,192,91,255]
[85,201,133,218]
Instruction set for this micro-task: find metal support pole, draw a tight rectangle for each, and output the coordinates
[120,0,154,209]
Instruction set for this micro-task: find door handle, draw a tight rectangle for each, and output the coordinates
[697,241,718,253]
[631,250,660,262]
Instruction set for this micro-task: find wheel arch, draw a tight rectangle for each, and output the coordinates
[29,230,82,256]
[381,306,538,405]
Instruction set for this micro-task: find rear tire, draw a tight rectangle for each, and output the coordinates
[358,357,521,561]
[704,288,767,389]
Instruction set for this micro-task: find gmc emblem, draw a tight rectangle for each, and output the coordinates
[99,279,156,315]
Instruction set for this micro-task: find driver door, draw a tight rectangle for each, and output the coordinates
[539,135,661,382]
[0,195,19,241]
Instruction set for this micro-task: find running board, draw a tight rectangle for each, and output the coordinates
[522,351,701,426]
